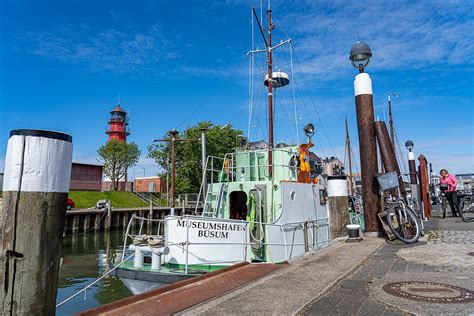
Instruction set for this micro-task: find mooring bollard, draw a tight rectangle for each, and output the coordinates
[327,175,350,238]
[0,129,73,315]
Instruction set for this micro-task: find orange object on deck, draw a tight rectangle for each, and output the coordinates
[297,141,314,183]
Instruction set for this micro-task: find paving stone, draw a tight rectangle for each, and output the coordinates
[406,262,424,272]
[303,291,346,315]
[371,261,394,278]
[421,264,436,272]
[331,292,368,315]
[356,298,389,315]
[382,307,407,316]
[389,260,408,273]
[339,279,366,290]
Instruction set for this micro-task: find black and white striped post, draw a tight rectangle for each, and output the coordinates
[0,129,73,315]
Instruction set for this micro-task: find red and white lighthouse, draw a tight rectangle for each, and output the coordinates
[106,104,130,141]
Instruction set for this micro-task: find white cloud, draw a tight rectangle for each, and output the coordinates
[277,0,473,79]
[19,24,178,75]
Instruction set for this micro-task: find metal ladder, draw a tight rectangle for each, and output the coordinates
[202,183,227,217]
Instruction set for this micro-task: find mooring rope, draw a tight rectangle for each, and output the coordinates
[56,253,135,308]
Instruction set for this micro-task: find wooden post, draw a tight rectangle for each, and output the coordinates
[327,176,350,238]
[114,212,120,229]
[94,213,102,231]
[418,155,431,218]
[122,212,129,230]
[354,73,381,233]
[106,200,112,231]
[0,129,72,315]
[83,214,90,232]
[72,215,79,234]
[147,200,154,234]
[374,121,406,197]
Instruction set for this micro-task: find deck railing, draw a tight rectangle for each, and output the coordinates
[120,214,330,274]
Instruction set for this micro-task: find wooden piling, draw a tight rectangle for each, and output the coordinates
[353,73,381,233]
[72,215,79,234]
[83,214,91,232]
[147,200,154,234]
[114,212,120,229]
[105,201,112,231]
[374,121,406,197]
[94,213,102,231]
[123,212,129,230]
[418,155,431,218]
[327,176,350,238]
[0,129,72,315]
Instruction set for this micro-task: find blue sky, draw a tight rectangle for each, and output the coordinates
[0,0,473,178]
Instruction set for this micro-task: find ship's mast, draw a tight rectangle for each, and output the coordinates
[266,3,274,177]
[251,0,290,178]
[345,116,354,196]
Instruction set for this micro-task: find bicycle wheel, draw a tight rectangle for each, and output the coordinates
[410,200,424,237]
[386,202,421,244]
[459,196,474,222]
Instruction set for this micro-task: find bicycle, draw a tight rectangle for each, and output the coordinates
[401,173,425,237]
[376,172,421,244]
[438,183,450,218]
[458,190,474,222]
[406,195,425,237]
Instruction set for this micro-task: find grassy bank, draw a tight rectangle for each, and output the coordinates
[68,191,148,209]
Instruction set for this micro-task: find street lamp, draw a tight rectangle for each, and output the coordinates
[349,41,372,73]
[405,139,419,203]
[142,167,146,177]
[303,123,315,139]
[350,39,381,234]
[405,140,414,152]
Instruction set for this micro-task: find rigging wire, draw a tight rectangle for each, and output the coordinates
[350,144,360,176]
[252,82,267,141]
[174,102,206,130]
[274,90,297,142]
[289,42,300,143]
[288,44,337,158]
[393,121,408,177]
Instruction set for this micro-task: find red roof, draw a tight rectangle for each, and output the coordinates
[111,104,125,113]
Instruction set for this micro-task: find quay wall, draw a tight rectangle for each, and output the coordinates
[64,207,201,234]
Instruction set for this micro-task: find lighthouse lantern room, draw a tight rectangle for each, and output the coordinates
[106,104,130,141]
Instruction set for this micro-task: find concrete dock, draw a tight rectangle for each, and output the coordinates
[78,214,473,315]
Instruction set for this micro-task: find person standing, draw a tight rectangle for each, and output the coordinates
[439,169,459,217]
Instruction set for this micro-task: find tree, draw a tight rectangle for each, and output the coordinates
[98,139,141,190]
[147,121,242,194]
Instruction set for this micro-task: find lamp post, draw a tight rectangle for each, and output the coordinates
[350,40,382,234]
[405,140,420,207]
[142,167,146,177]
[154,129,198,216]
[387,93,399,151]
[169,129,178,215]
[200,127,207,199]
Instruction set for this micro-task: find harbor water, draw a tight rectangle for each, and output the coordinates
[56,231,134,315]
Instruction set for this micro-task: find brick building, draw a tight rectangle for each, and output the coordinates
[134,176,163,193]
[70,163,103,191]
